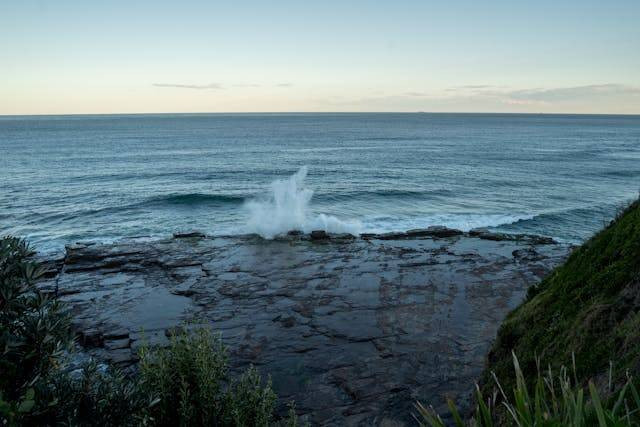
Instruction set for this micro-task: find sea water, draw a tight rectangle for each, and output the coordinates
[1,113,639,252]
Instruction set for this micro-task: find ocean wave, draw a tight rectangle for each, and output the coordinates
[145,193,245,206]
[361,213,536,234]
[496,202,635,242]
[315,188,452,202]
[283,146,377,153]
[597,169,640,178]
[25,193,246,224]
[356,136,424,142]
[505,203,628,227]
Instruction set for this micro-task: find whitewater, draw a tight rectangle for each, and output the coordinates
[242,166,541,239]
[244,166,362,238]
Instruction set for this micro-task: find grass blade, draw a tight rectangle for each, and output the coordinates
[447,398,465,427]
[589,381,607,427]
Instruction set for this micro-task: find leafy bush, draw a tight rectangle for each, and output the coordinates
[43,361,155,426]
[1,236,296,426]
[416,353,640,426]
[0,236,71,424]
[138,327,277,426]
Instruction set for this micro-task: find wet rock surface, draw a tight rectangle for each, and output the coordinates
[39,231,570,426]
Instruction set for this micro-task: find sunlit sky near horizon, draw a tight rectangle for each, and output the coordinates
[1,0,639,115]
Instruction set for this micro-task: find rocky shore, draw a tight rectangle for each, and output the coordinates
[38,227,570,425]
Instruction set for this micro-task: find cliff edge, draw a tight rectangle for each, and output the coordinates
[483,198,640,391]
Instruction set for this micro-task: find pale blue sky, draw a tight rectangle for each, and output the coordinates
[1,0,639,114]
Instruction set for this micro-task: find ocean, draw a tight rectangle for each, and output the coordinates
[1,113,639,253]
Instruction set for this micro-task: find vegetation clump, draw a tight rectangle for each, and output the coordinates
[485,199,640,391]
[417,353,640,426]
[0,236,292,426]
[138,327,277,426]
[417,198,640,425]
[0,237,72,424]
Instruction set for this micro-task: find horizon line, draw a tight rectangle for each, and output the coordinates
[2,111,640,118]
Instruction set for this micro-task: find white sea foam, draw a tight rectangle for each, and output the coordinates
[245,166,362,238]
[360,213,536,234]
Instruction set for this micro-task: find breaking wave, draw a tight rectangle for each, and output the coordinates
[361,213,536,234]
[245,166,362,238]
[145,193,244,206]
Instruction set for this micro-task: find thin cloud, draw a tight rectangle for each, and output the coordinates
[318,94,430,106]
[439,83,640,107]
[313,82,640,113]
[508,84,640,102]
[458,85,498,89]
[504,98,547,106]
[152,82,297,90]
[446,84,502,92]
[153,82,223,90]
[232,83,261,88]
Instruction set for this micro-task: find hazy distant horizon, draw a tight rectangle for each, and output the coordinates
[2,111,640,118]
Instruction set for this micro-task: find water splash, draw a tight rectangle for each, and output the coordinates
[245,166,361,238]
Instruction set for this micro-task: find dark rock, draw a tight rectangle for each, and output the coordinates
[173,231,206,239]
[468,228,488,237]
[107,348,135,365]
[35,254,65,278]
[377,231,407,240]
[359,233,377,240]
[104,338,131,350]
[404,228,432,237]
[65,242,94,252]
[287,230,303,236]
[469,228,556,245]
[171,289,197,297]
[522,235,556,245]
[280,316,296,328]
[513,248,546,261]
[427,225,463,237]
[406,226,463,238]
[78,329,103,348]
[104,328,129,340]
[469,229,509,241]
[47,232,570,425]
[331,233,356,240]
[310,230,329,240]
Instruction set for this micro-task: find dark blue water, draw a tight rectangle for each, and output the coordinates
[1,113,639,252]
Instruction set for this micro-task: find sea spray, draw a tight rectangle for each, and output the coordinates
[245,166,361,238]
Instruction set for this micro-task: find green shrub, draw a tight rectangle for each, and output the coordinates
[484,199,640,392]
[1,236,297,426]
[43,361,155,426]
[0,236,71,424]
[416,353,640,426]
[138,327,278,426]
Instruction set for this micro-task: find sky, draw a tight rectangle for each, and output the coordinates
[1,0,639,115]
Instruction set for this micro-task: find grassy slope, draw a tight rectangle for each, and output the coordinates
[483,199,640,392]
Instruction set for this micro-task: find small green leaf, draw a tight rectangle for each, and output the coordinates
[447,398,465,427]
[589,381,607,427]
[18,399,35,413]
